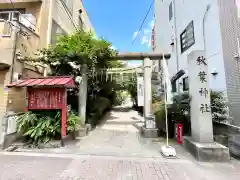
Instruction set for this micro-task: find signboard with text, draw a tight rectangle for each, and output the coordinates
[27,88,65,110]
[188,50,213,143]
[137,76,144,106]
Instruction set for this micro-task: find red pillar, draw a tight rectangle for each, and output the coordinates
[61,107,67,137]
[61,89,67,146]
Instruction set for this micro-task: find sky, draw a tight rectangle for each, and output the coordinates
[82,0,154,67]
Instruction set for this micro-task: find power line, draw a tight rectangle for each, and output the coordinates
[132,0,154,45]
[9,0,15,9]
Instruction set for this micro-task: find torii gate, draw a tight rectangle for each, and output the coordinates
[78,52,171,133]
[117,52,171,118]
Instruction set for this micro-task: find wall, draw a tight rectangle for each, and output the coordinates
[52,0,77,35]
[217,0,240,126]
[0,69,11,145]
[155,0,227,92]
[76,0,94,32]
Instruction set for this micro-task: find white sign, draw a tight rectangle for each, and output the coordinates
[137,76,144,106]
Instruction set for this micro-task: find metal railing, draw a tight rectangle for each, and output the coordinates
[0,11,37,36]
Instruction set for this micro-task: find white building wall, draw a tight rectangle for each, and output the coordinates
[154,0,227,92]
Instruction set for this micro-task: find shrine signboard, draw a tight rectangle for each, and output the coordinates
[27,88,65,110]
[8,76,76,143]
[188,50,213,143]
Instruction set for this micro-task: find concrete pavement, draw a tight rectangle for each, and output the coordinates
[0,152,240,180]
[0,107,240,179]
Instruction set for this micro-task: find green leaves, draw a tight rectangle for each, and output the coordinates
[67,112,82,132]
[16,111,83,145]
[210,91,228,122]
[171,91,228,122]
[30,30,117,70]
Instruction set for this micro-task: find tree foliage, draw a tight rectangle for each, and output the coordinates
[25,30,124,126]
[169,91,228,123]
[28,31,118,75]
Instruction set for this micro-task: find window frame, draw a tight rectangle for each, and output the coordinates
[169,2,173,21]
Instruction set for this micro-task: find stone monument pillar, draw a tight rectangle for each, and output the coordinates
[183,50,230,161]
[188,50,213,143]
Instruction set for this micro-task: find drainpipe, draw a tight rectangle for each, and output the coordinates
[46,0,54,45]
[10,18,20,83]
[203,4,211,51]
[172,0,180,91]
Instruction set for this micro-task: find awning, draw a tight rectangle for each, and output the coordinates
[8,76,77,88]
[171,69,185,84]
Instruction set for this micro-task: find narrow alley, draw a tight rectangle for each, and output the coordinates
[0,107,240,180]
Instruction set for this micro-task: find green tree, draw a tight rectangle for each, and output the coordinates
[25,30,123,126]
[123,74,137,106]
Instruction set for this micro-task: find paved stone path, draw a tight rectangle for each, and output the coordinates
[0,107,240,179]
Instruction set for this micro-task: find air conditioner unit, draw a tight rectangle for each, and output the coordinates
[19,14,36,32]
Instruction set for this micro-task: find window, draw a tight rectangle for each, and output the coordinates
[78,13,84,30]
[169,2,173,21]
[0,12,10,21]
[180,21,195,53]
[182,77,189,91]
[172,82,177,93]
[51,20,67,44]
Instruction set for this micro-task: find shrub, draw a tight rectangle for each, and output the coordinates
[16,111,82,145]
[170,90,228,123]
[210,91,228,122]
[153,91,228,136]
[152,101,166,133]
[87,96,111,126]
[67,111,83,133]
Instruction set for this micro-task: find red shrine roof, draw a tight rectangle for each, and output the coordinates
[8,76,76,88]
